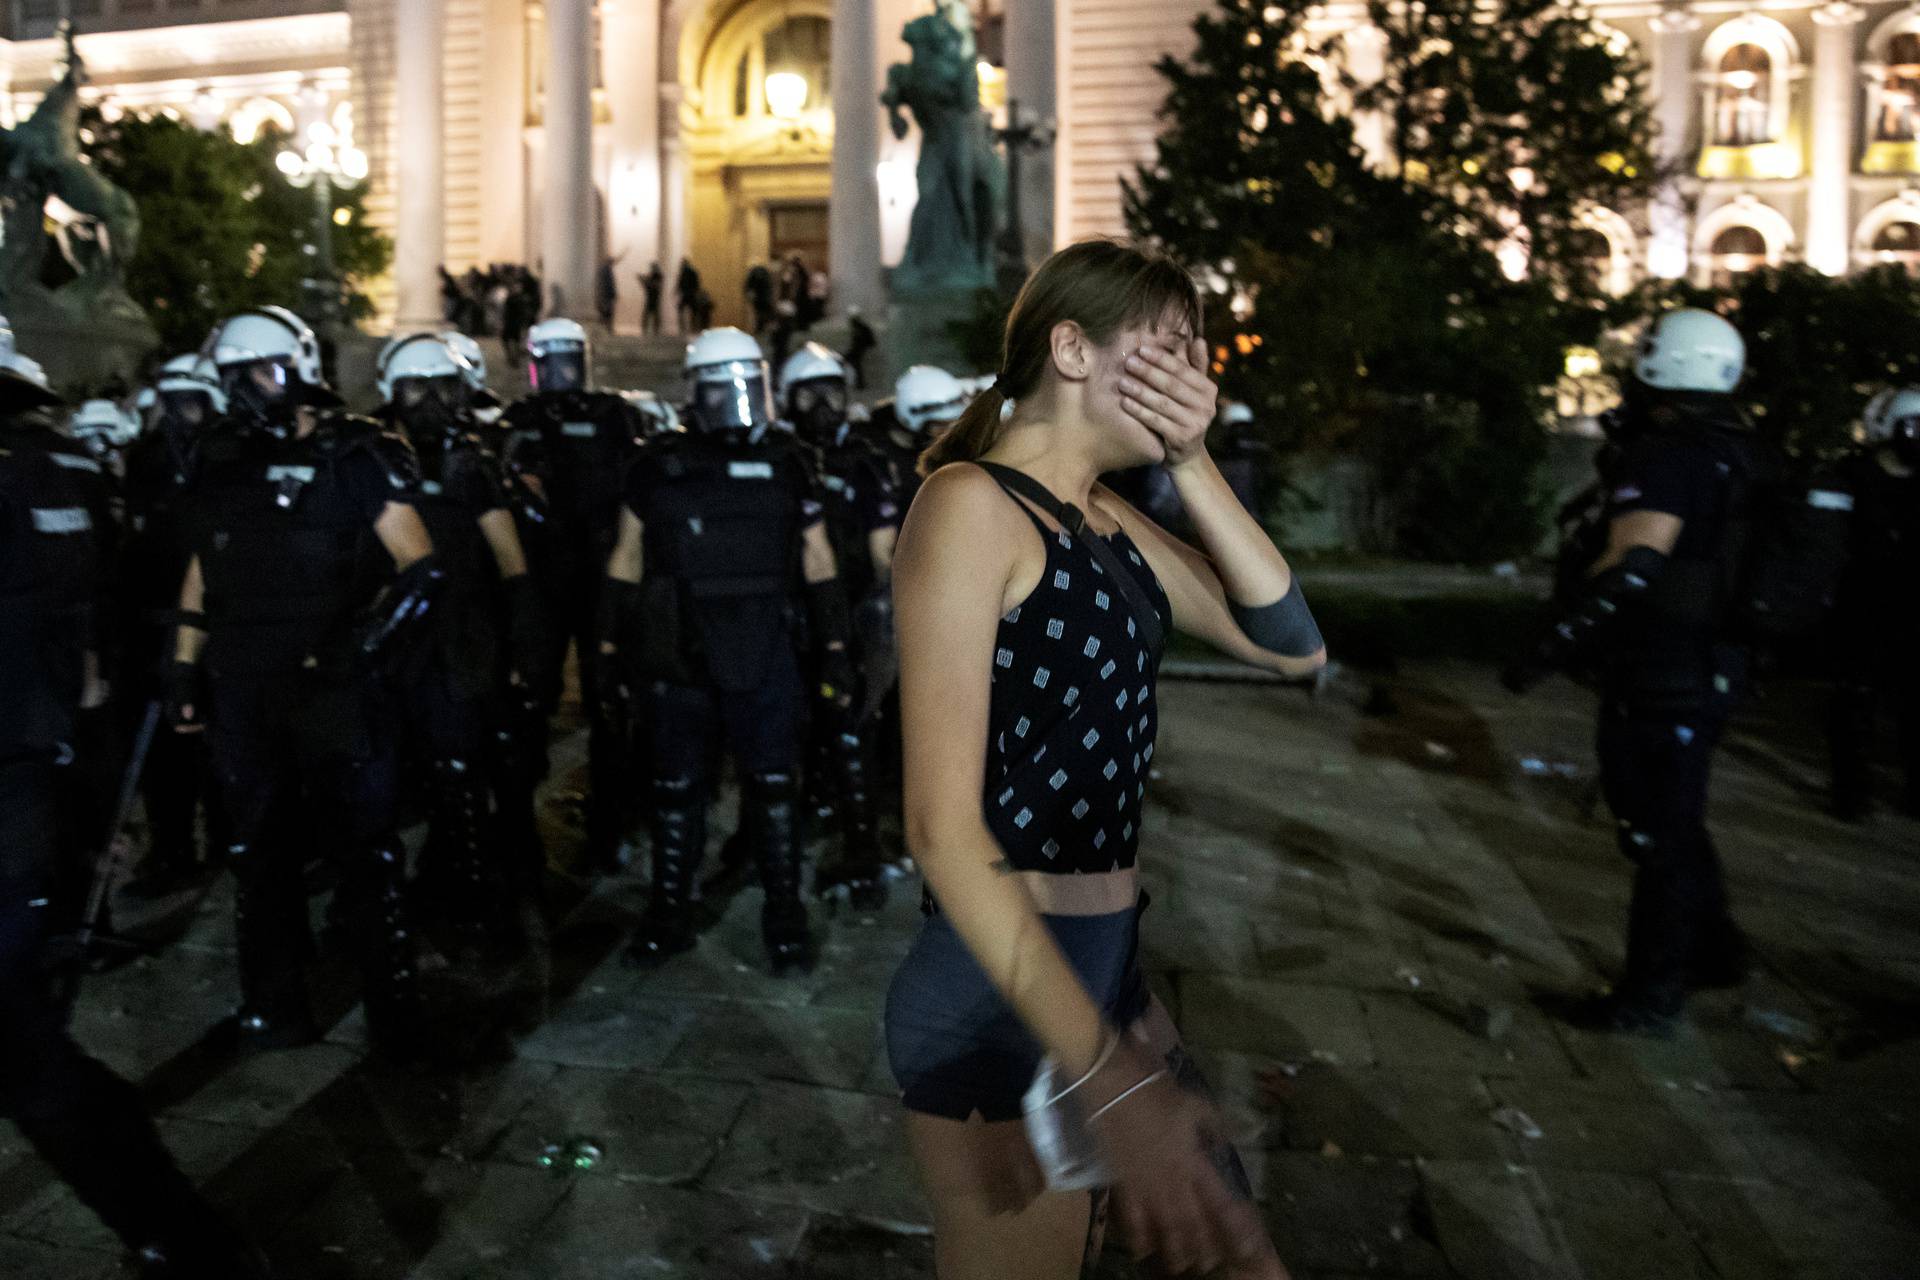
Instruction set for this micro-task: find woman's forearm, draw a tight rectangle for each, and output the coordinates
[1168,453,1291,606]
[911,817,1110,1077]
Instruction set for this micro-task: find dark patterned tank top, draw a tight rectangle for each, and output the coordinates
[981,472,1171,875]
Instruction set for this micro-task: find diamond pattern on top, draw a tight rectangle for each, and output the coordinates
[1046,618,1066,640]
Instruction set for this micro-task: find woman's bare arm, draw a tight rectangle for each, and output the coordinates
[1110,338,1327,679]
[896,464,1108,1077]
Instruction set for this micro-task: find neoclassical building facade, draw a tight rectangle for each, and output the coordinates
[3,0,1918,332]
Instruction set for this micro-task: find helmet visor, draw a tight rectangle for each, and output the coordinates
[397,375,469,414]
[532,348,587,393]
[158,389,215,427]
[909,395,967,433]
[690,359,775,435]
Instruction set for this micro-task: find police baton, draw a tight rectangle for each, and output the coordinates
[73,698,163,956]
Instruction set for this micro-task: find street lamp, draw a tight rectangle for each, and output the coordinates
[991,97,1057,288]
[276,111,368,362]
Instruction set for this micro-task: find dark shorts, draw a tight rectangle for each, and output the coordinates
[885,896,1152,1122]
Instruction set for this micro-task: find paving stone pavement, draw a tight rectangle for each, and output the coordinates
[3,662,1917,1278]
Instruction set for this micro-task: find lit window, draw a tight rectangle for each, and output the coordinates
[1869,219,1920,274]
[1713,44,1774,147]
[1875,33,1920,143]
[1709,224,1769,289]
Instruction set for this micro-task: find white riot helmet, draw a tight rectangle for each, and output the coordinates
[441,331,489,393]
[153,352,227,421]
[1862,386,1920,443]
[619,389,683,436]
[685,326,775,439]
[894,365,969,434]
[779,342,853,444]
[526,317,591,393]
[0,346,59,410]
[778,342,850,401]
[376,333,470,404]
[207,306,328,419]
[440,332,504,424]
[1634,309,1745,395]
[1221,401,1255,427]
[69,398,141,454]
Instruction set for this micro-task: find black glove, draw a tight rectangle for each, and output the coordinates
[162,660,206,730]
[350,554,446,675]
[817,645,858,713]
[503,574,555,702]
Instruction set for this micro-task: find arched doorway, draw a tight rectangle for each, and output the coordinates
[682,0,835,331]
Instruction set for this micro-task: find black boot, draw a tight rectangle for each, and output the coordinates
[353,837,429,1063]
[748,772,815,976]
[815,729,889,912]
[627,776,704,966]
[432,757,517,953]
[230,839,319,1052]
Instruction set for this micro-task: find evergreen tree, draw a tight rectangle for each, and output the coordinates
[1126,0,1657,561]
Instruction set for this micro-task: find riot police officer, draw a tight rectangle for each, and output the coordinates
[780,342,897,909]
[67,397,140,477]
[500,318,649,872]
[876,364,969,512]
[120,355,227,896]
[0,340,268,1277]
[375,333,545,946]
[1216,400,1276,525]
[1829,388,1920,820]
[601,327,854,974]
[1506,309,1754,1035]
[167,306,442,1057]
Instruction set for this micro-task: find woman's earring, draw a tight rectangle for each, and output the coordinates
[999,397,1016,424]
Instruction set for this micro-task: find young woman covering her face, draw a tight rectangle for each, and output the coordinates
[886,240,1324,1279]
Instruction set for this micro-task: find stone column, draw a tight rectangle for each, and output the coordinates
[541,0,595,319]
[1003,0,1056,265]
[1648,4,1702,278]
[830,0,885,315]
[602,0,662,332]
[659,84,690,335]
[1808,3,1864,275]
[392,0,444,328]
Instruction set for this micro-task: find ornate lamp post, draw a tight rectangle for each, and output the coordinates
[992,97,1056,289]
[276,114,369,365]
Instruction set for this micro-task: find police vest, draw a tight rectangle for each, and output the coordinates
[631,434,810,692]
[812,436,892,602]
[194,416,411,677]
[505,391,642,556]
[407,426,509,693]
[0,424,105,754]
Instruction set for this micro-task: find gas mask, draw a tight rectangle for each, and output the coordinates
[787,378,850,446]
[222,359,297,436]
[395,376,469,439]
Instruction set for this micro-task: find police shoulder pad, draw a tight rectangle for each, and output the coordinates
[331,414,423,490]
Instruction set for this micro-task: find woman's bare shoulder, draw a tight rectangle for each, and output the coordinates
[902,463,1017,545]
